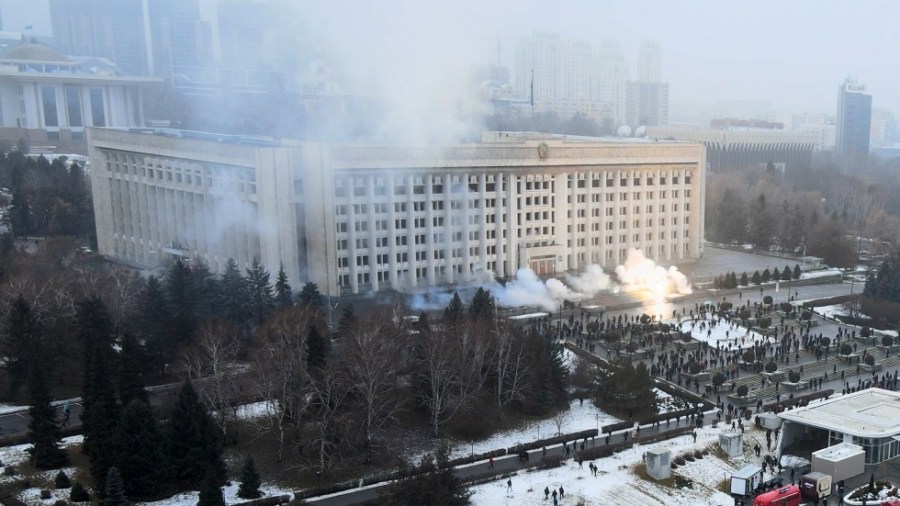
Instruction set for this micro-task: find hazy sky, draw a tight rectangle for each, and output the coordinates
[5,0,900,118]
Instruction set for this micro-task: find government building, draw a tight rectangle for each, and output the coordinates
[88,128,705,296]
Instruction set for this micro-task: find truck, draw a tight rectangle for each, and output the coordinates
[800,472,832,501]
[752,485,801,506]
[730,465,764,497]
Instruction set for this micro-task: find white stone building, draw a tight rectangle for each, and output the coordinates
[88,128,705,296]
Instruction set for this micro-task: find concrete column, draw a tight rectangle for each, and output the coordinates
[425,174,435,286]
[367,175,378,292]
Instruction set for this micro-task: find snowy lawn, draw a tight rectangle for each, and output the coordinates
[469,424,794,506]
[679,315,773,351]
[812,304,850,320]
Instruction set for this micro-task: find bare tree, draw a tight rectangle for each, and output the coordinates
[416,327,463,437]
[251,306,314,462]
[182,319,241,440]
[341,312,404,461]
[451,320,491,413]
[491,322,530,410]
[551,410,570,436]
[308,363,350,473]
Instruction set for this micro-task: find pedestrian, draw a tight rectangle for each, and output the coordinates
[559,486,565,498]
[488,457,494,469]
[692,430,697,443]
[552,489,558,505]
[542,446,547,458]
[544,486,550,500]
[507,479,512,493]
[790,467,795,481]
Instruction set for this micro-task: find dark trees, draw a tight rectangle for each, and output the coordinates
[378,445,471,506]
[237,456,262,499]
[274,263,293,307]
[27,362,69,469]
[166,382,225,488]
[114,400,168,500]
[594,358,658,419]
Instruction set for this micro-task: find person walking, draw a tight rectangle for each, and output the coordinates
[506,479,512,493]
[559,486,565,498]
[544,486,550,500]
[488,457,494,469]
[552,489,558,505]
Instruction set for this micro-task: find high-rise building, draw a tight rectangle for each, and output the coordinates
[836,78,872,159]
[88,128,705,296]
[626,81,669,127]
[49,0,212,76]
[637,40,661,83]
[596,41,628,127]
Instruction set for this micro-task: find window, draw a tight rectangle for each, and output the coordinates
[89,89,105,126]
[64,87,82,127]
[41,86,58,127]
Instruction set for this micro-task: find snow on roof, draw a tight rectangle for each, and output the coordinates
[508,312,549,320]
[779,388,900,438]
[812,443,865,461]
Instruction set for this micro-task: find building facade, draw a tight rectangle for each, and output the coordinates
[648,125,817,173]
[88,128,705,296]
[836,78,872,159]
[0,43,161,149]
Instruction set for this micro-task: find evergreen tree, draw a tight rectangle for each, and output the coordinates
[3,295,41,393]
[190,259,220,320]
[298,281,324,309]
[27,362,69,469]
[167,382,225,488]
[772,267,780,280]
[306,324,327,371]
[104,467,127,506]
[246,257,275,326]
[729,272,738,289]
[739,272,749,286]
[468,288,495,321]
[594,357,658,419]
[781,265,793,281]
[761,268,771,283]
[118,333,149,408]
[747,194,772,250]
[220,258,248,324]
[378,444,471,506]
[752,270,761,285]
[70,481,90,502]
[76,297,121,495]
[136,275,173,373]
[237,456,262,499]
[8,191,31,236]
[55,470,71,489]
[197,470,226,506]
[114,400,167,500]
[165,258,198,346]
[337,304,356,338]
[274,263,293,307]
[793,264,801,280]
[442,292,465,327]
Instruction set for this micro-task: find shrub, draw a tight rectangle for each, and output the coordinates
[720,302,733,311]
[779,302,792,313]
[604,331,621,343]
[40,491,52,500]
[861,327,872,338]
[758,317,772,329]
[53,501,67,506]
[841,344,853,356]
[684,454,695,462]
[737,385,749,397]
[3,466,15,476]
[865,354,876,366]
[742,349,755,363]
[763,295,773,305]
[740,308,752,321]
[712,372,725,388]
[883,335,895,347]
[681,332,692,343]
[801,310,812,321]
[640,314,652,324]
[694,450,703,459]
[788,370,801,383]
[660,323,671,332]
[820,337,831,347]
[625,342,638,353]
[765,361,777,373]
[689,362,703,375]
[55,471,70,489]
[69,482,90,502]
[673,457,686,466]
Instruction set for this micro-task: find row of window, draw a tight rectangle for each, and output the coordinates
[41,86,106,128]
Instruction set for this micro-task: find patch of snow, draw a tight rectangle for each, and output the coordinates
[0,404,27,415]
[800,268,842,280]
[679,315,773,351]
[136,482,293,506]
[812,304,849,320]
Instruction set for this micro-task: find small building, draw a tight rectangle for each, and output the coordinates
[778,388,900,466]
[811,443,865,483]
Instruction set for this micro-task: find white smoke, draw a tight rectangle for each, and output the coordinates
[407,248,691,312]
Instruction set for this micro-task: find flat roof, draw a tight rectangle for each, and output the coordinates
[812,443,864,461]
[778,388,900,438]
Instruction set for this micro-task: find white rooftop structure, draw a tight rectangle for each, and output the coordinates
[778,388,900,438]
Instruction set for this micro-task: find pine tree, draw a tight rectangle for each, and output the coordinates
[729,272,738,289]
[197,470,226,506]
[298,281,324,309]
[190,258,220,320]
[782,265,793,281]
[752,270,761,285]
[70,481,90,502]
[8,191,31,236]
[165,258,198,346]
[104,467,127,506]
[118,333,149,408]
[740,272,748,286]
[136,275,173,373]
[274,263,293,307]
[772,267,780,280]
[442,292,464,327]
[76,297,121,495]
[762,268,771,283]
[793,264,801,280]
[246,258,275,326]
[338,304,356,338]
[237,456,262,499]
[3,295,41,393]
[114,400,168,500]
[306,325,327,371]
[167,382,225,488]
[468,288,495,321]
[27,363,69,469]
[220,258,248,324]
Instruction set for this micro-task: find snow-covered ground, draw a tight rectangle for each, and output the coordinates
[679,315,773,351]
[469,424,801,506]
[812,304,849,320]
[800,268,842,280]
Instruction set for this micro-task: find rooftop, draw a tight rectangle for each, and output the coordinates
[778,388,900,438]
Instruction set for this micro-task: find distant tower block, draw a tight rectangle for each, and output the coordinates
[719,432,743,458]
[645,449,671,480]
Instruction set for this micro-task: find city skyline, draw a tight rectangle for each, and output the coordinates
[4,0,899,121]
